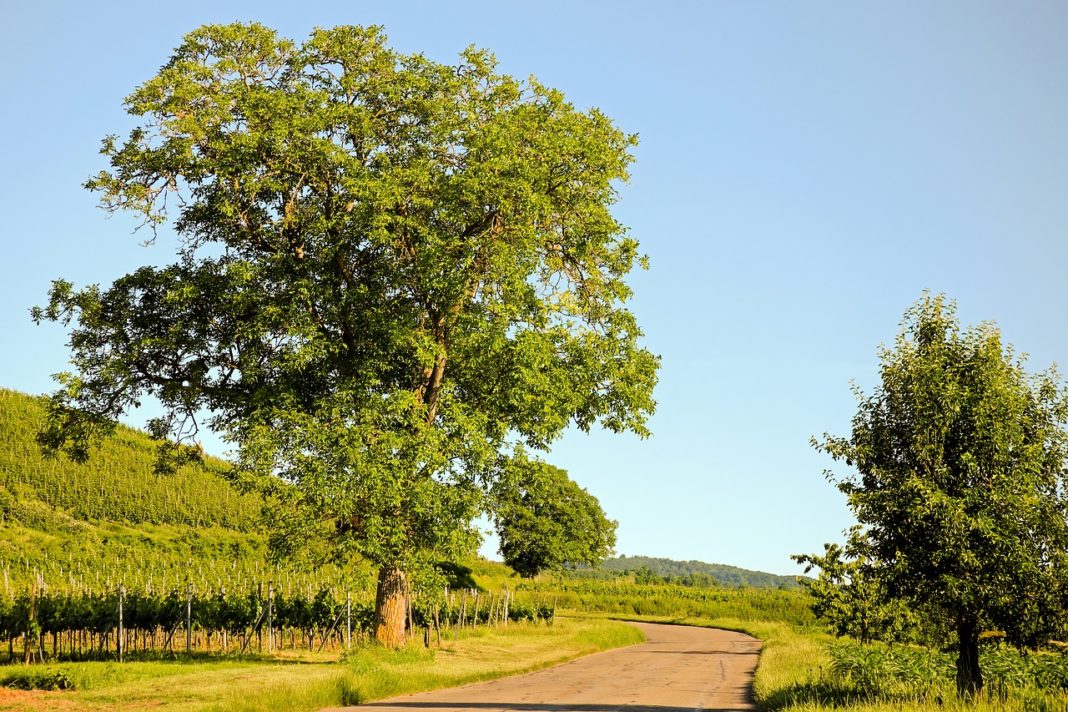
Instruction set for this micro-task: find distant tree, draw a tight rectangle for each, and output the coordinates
[33,23,657,646]
[806,294,1068,695]
[633,566,664,585]
[492,452,617,578]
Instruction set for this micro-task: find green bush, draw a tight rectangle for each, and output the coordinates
[0,667,75,690]
[826,639,1068,698]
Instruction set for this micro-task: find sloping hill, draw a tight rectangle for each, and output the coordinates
[0,389,453,594]
[0,388,259,530]
[579,554,802,588]
[0,389,295,591]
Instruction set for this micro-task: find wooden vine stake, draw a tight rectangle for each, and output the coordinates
[117,584,125,662]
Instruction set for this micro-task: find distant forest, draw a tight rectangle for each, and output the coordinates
[573,555,803,589]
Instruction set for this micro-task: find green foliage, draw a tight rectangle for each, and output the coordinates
[0,666,75,690]
[0,583,556,663]
[825,640,1068,700]
[0,586,368,649]
[793,527,928,644]
[807,293,1068,694]
[491,452,616,577]
[0,517,363,597]
[35,22,658,601]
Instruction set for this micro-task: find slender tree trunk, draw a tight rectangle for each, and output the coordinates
[374,565,408,648]
[955,616,983,697]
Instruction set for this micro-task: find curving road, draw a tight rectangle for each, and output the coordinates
[342,622,761,712]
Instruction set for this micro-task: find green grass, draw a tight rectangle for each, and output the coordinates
[0,618,641,712]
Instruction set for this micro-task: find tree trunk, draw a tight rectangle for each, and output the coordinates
[374,565,408,648]
[955,617,983,697]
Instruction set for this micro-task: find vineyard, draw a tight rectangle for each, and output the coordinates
[0,389,260,530]
[1,582,554,666]
[0,572,809,667]
[520,577,816,626]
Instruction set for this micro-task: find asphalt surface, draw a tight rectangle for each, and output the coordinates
[333,622,761,712]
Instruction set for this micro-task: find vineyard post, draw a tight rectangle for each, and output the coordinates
[459,589,467,630]
[504,590,510,626]
[443,586,450,639]
[24,578,36,665]
[185,583,192,655]
[117,585,125,663]
[267,582,274,654]
[345,592,351,650]
[257,583,263,652]
[473,590,479,627]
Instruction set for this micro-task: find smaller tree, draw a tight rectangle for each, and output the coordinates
[806,294,1068,696]
[491,452,616,578]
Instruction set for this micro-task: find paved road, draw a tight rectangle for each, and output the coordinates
[344,622,761,712]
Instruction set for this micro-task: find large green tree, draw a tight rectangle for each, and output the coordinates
[808,294,1068,695]
[34,23,658,646]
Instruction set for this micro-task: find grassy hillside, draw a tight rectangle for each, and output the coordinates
[575,554,803,588]
[0,389,260,531]
[0,389,355,592]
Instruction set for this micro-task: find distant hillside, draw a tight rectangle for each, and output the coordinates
[578,554,803,589]
[0,388,796,596]
[0,388,294,591]
[0,388,260,530]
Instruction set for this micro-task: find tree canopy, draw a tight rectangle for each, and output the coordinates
[806,294,1068,695]
[33,22,658,645]
[491,451,617,578]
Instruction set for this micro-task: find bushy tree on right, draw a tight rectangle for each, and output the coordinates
[805,293,1068,696]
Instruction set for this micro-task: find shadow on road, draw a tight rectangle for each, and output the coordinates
[636,650,760,656]
[368,704,743,712]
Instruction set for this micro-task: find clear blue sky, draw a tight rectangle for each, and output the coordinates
[4,2,1067,574]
